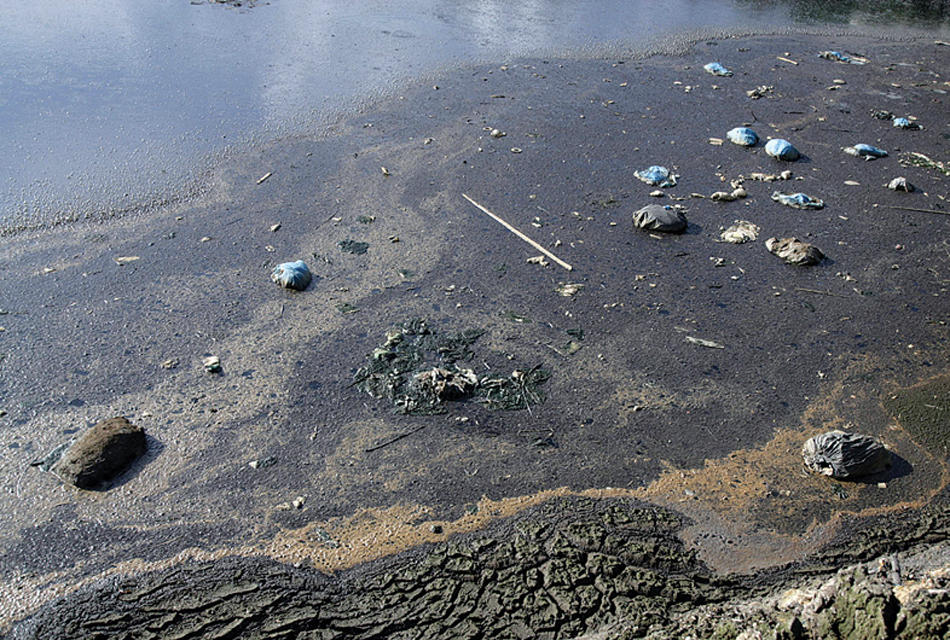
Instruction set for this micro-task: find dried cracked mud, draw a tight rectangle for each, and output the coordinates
[1,31,948,638]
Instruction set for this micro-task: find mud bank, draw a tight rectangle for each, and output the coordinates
[1,31,948,636]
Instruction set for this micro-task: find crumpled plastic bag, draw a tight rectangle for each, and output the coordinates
[632,204,687,233]
[844,144,888,159]
[802,430,891,479]
[720,220,759,244]
[818,50,868,65]
[727,127,758,146]
[765,237,824,265]
[771,191,825,210]
[892,117,922,130]
[271,260,312,290]
[888,176,915,192]
[704,62,733,77]
[765,138,800,161]
[635,165,678,188]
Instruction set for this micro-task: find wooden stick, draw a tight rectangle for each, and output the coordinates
[364,424,428,453]
[879,204,949,216]
[462,193,573,271]
[777,56,799,65]
[795,288,850,298]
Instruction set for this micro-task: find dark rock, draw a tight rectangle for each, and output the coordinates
[632,205,687,234]
[765,237,824,265]
[51,417,146,489]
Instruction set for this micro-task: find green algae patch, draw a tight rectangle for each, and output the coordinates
[884,375,950,459]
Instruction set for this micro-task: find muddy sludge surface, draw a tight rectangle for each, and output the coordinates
[1,32,948,634]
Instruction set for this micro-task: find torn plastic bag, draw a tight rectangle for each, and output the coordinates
[802,430,891,479]
[844,144,887,159]
[892,117,922,130]
[818,50,868,65]
[271,260,312,290]
[635,165,678,188]
[704,62,733,77]
[771,191,824,210]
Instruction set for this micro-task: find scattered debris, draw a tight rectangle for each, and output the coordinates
[844,144,888,159]
[336,302,360,314]
[338,239,370,255]
[381,166,391,176]
[649,190,665,197]
[462,194,573,271]
[746,85,773,99]
[686,336,725,349]
[357,215,376,224]
[632,204,688,234]
[802,430,891,479]
[490,129,506,138]
[34,417,146,490]
[634,165,678,188]
[726,127,758,146]
[161,358,179,370]
[556,283,584,297]
[899,152,950,176]
[771,191,825,210]
[766,237,824,265]
[818,50,868,65]
[747,170,793,182]
[353,319,549,415]
[510,147,523,154]
[892,117,922,130]
[720,220,760,244]
[526,256,549,267]
[871,109,894,120]
[710,186,747,202]
[765,138,800,161]
[203,356,222,373]
[708,137,724,146]
[256,172,272,184]
[887,177,915,192]
[270,223,282,232]
[249,456,277,470]
[776,56,799,65]
[271,260,312,290]
[703,62,733,76]
[113,256,140,265]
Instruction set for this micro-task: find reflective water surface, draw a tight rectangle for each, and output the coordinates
[1,0,947,230]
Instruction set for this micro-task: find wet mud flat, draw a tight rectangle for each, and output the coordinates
[1,31,948,637]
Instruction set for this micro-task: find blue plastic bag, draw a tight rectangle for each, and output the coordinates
[272,260,312,290]
[703,62,733,77]
[765,138,800,161]
[771,191,824,210]
[892,117,921,130]
[726,127,758,146]
[844,144,887,159]
[635,165,678,188]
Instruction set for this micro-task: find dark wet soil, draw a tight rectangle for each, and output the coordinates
[1,31,948,636]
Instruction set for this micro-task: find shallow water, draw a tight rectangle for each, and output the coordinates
[1,0,947,232]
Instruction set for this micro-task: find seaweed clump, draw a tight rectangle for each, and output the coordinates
[353,319,549,415]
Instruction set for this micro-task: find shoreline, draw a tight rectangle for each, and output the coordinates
[1,31,948,636]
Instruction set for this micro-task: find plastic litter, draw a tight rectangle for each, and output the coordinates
[720,220,760,244]
[871,109,894,120]
[765,138,800,161]
[844,144,888,159]
[632,204,687,234]
[271,260,312,290]
[703,62,733,77]
[887,177,915,192]
[765,237,824,265]
[727,127,758,146]
[635,165,678,188]
[892,117,922,130]
[802,430,891,479]
[818,50,868,65]
[771,191,824,210]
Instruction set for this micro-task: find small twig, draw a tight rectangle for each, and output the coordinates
[256,172,272,184]
[777,56,799,65]
[795,287,851,298]
[879,204,949,216]
[462,193,573,271]
[364,424,428,452]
